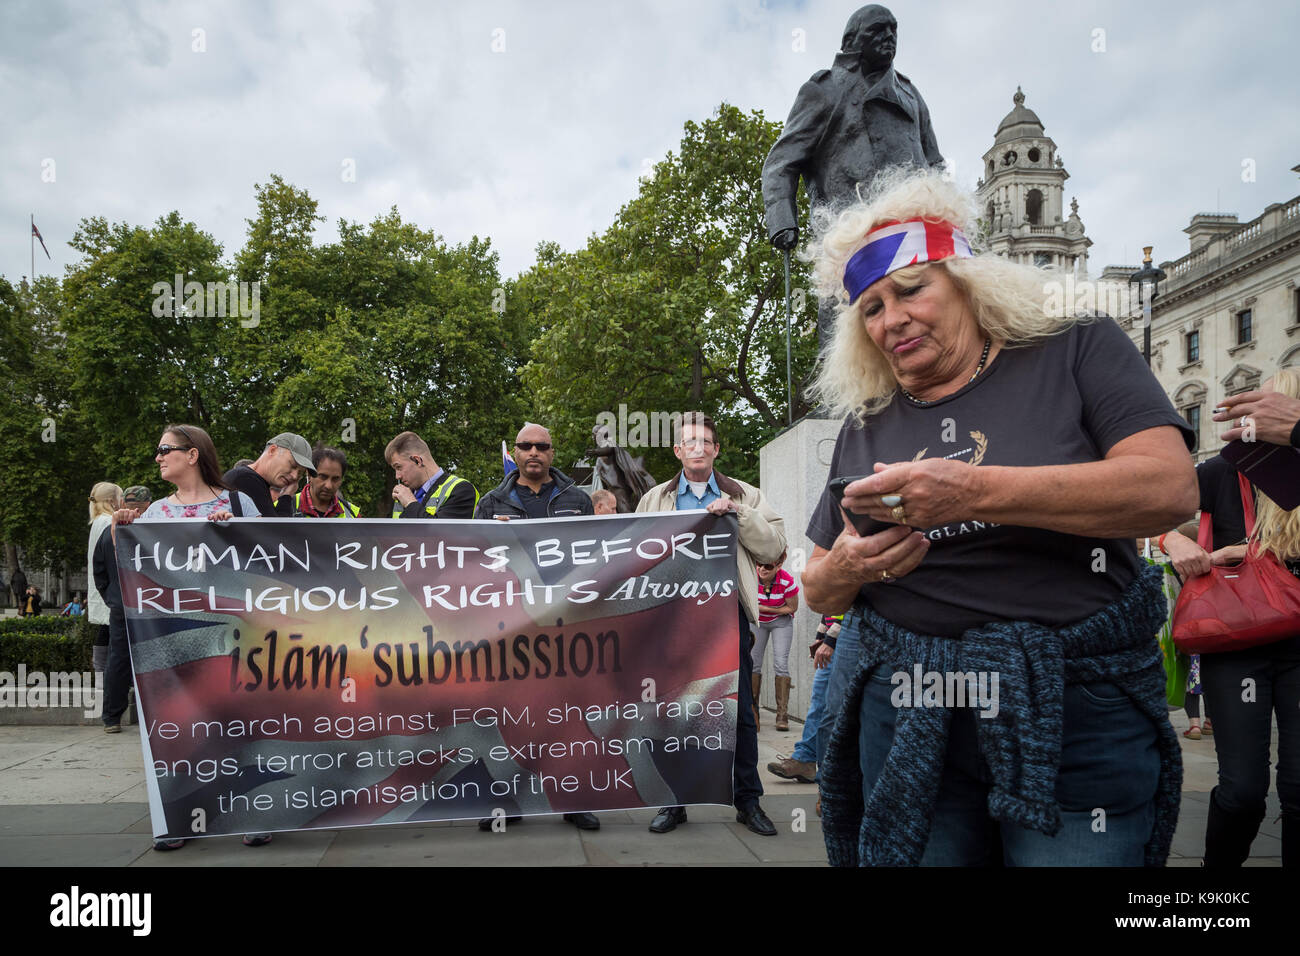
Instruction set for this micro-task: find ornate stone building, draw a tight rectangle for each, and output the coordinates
[1113,181,1300,460]
[976,88,1091,272]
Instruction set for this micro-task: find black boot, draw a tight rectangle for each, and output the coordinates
[1202,787,1264,868]
[1283,811,1298,869]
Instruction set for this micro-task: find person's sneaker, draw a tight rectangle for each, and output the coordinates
[766,755,817,783]
[103,724,122,734]
[242,833,273,847]
[153,838,185,851]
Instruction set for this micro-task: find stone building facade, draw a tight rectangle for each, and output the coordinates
[975,88,1092,272]
[1114,188,1300,460]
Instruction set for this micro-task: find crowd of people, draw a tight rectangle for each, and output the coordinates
[81,412,788,850]
[41,166,1299,868]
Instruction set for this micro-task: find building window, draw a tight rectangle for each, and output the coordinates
[1236,309,1252,345]
[1186,330,1200,363]
[1185,405,1201,453]
[1026,189,1043,225]
[1033,252,1051,268]
[1027,147,1041,163]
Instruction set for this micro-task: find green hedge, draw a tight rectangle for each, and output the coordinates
[0,617,96,672]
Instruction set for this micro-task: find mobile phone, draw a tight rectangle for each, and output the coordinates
[828,474,876,535]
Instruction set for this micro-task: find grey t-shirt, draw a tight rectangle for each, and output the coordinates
[807,316,1194,638]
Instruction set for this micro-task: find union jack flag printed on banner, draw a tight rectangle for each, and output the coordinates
[843,218,973,303]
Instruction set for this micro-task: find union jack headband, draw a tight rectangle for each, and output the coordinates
[843,218,973,304]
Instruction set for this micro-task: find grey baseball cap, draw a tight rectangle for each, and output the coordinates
[268,433,316,475]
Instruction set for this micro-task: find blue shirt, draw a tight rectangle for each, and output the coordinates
[415,468,445,504]
[675,471,721,511]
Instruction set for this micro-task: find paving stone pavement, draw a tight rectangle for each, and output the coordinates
[0,708,1281,866]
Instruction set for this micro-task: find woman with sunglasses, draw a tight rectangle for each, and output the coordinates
[752,551,800,731]
[114,423,263,851]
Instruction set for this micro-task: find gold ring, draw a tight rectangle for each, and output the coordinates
[891,505,907,523]
[879,569,896,583]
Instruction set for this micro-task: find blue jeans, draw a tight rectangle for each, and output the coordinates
[792,660,831,766]
[857,666,1160,866]
[818,613,863,771]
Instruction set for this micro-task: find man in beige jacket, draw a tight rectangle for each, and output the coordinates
[635,411,786,836]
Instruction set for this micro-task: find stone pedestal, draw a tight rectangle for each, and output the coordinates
[756,417,842,734]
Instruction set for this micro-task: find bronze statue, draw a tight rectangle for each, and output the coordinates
[762,4,944,350]
[588,424,656,513]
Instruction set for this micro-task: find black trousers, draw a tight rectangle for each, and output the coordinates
[1200,638,1300,819]
[733,605,763,809]
[102,607,133,727]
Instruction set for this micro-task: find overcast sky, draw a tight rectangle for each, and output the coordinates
[3,0,1297,288]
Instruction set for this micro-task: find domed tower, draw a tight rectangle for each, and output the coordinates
[976,87,1091,274]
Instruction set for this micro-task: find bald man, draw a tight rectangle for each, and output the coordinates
[473,423,597,831]
[475,424,594,520]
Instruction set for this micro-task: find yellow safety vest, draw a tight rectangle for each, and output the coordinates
[295,492,360,518]
[390,473,478,518]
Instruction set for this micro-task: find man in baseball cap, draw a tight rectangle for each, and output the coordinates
[223,432,316,517]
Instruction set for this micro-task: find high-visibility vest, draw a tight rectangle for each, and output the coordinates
[295,492,360,518]
[391,473,478,518]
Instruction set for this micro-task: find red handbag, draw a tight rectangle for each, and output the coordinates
[1172,472,1300,654]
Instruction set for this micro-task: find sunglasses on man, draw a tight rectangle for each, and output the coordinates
[516,442,552,452]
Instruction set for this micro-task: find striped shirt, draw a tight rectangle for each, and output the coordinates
[757,569,798,624]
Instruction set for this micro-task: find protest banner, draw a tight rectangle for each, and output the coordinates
[116,512,740,840]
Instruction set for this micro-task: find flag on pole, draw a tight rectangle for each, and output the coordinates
[502,441,517,477]
[32,222,50,259]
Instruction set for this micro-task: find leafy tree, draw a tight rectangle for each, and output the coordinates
[61,212,253,486]
[0,277,98,578]
[519,103,819,484]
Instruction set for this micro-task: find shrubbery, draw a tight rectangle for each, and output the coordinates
[0,616,95,672]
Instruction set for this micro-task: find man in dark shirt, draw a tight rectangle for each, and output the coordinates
[385,431,478,519]
[475,424,594,521]
[473,423,597,832]
[223,433,315,516]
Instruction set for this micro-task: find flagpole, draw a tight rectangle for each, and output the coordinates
[31,213,35,283]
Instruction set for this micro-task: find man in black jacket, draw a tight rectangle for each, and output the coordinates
[474,423,599,833]
[475,424,594,521]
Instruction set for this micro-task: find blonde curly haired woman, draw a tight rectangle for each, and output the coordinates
[801,167,1198,866]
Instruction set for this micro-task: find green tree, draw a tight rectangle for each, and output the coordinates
[61,212,253,487]
[271,208,534,513]
[519,103,819,484]
[0,277,98,577]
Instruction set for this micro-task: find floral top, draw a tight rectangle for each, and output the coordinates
[141,490,258,520]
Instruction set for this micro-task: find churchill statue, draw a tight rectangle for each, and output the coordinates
[762,4,945,350]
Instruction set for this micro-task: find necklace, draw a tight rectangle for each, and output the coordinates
[900,338,992,406]
[174,485,215,505]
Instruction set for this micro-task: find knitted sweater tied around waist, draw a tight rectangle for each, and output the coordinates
[820,562,1182,867]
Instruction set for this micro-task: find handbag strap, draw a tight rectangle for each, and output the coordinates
[1236,471,1256,537]
[1196,510,1213,551]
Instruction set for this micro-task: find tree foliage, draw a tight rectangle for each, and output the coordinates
[1,100,820,571]
[518,103,818,483]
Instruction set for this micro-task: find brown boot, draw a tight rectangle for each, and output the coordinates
[766,754,817,783]
[751,673,762,730]
[775,675,791,731]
